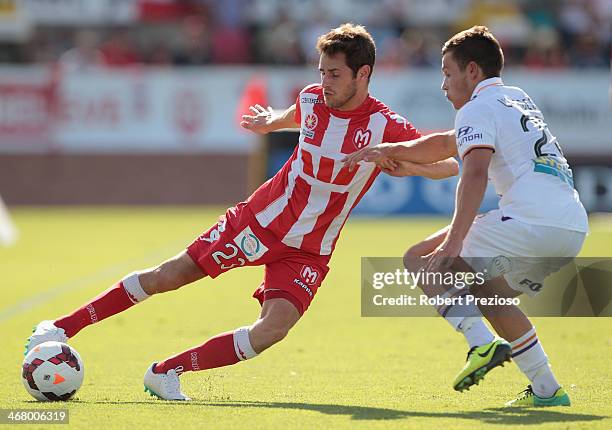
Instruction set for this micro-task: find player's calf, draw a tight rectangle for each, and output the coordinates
[249,297,301,352]
[27,251,204,350]
[145,326,258,400]
[249,317,292,353]
[152,298,299,374]
[26,271,151,351]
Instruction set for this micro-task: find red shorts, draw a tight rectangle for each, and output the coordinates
[186,203,330,315]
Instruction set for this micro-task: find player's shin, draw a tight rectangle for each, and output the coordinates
[54,272,150,338]
[153,326,258,375]
[510,326,561,398]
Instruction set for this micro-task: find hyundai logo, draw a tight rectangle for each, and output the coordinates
[457,126,473,138]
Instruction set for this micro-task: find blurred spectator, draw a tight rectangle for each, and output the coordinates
[571,32,609,68]
[146,42,174,66]
[58,30,106,72]
[0,0,609,69]
[298,6,333,64]
[254,10,304,64]
[523,28,569,69]
[100,29,141,67]
[210,23,251,64]
[171,15,212,65]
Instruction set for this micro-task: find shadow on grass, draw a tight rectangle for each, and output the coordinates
[76,399,608,425]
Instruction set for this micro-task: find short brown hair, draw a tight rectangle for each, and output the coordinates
[316,23,376,79]
[442,26,504,78]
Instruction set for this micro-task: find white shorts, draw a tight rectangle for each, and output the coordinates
[460,209,586,297]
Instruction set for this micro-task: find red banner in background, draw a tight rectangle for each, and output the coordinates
[138,0,196,22]
[0,83,52,140]
[0,67,610,155]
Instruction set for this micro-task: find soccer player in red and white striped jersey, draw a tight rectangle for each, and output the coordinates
[25,23,458,400]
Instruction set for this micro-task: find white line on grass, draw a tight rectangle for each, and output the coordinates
[0,240,186,323]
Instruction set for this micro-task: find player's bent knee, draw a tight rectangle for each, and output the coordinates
[403,247,424,274]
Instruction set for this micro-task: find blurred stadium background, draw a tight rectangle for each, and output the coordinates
[1,2,612,427]
[0,0,610,223]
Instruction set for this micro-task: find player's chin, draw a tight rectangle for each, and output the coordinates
[448,98,461,110]
[323,97,338,108]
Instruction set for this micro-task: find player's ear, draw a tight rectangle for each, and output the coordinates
[467,61,480,79]
[357,64,371,81]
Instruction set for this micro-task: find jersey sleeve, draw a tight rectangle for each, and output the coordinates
[293,92,302,124]
[454,104,496,160]
[382,112,422,143]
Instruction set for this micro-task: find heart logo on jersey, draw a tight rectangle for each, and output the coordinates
[353,128,372,149]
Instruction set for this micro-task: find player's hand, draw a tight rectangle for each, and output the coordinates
[424,238,463,273]
[375,158,398,172]
[379,160,420,177]
[241,104,274,135]
[342,144,391,171]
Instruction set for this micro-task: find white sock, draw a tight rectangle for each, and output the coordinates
[510,327,560,398]
[461,318,495,349]
[436,288,494,348]
[233,326,258,361]
[122,272,150,303]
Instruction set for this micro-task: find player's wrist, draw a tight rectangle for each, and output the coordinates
[444,228,466,247]
[377,143,396,159]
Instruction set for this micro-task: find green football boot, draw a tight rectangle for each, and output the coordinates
[505,385,571,407]
[453,339,512,392]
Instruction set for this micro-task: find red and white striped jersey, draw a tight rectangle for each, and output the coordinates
[247,84,421,255]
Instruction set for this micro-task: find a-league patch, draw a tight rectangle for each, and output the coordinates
[233,226,269,262]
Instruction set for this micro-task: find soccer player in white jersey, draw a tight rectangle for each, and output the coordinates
[344,26,588,407]
[24,24,459,400]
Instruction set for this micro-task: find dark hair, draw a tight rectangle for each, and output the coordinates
[316,23,376,80]
[442,25,504,77]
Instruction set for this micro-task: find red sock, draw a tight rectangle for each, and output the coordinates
[54,282,136,338]
[154,332,240,374]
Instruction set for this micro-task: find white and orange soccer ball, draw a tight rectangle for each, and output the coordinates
[22,341,84,401]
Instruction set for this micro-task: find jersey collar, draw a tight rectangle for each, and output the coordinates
[470,77,503,100]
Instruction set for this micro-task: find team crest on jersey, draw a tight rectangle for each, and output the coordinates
[302,113,318,139]
[353,128,372,149]
[300,265,319,285]
[233,226,269,262]
[305,113,318,130]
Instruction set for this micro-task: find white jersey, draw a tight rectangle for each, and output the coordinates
[454,77,588,233]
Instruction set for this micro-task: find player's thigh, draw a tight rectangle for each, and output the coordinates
[253,257,328,316]
[187,205,279,279]
[404,225,450,271]
[462,212,585,297]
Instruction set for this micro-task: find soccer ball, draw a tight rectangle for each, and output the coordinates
[22,341,84,401]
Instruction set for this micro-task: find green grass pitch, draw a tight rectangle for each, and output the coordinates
[1,207,611,429]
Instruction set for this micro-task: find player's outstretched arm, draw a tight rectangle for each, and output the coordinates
[380,158,459,179]
[343,130,457,170]
[240,104,299,135]
[425,148,492,272]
